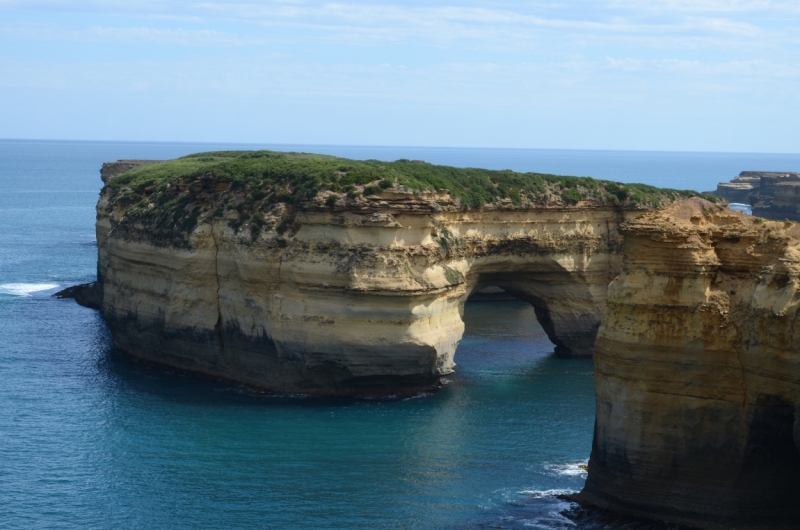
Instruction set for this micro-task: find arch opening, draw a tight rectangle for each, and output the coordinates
[462,272,604,358]
[454,290,557,379]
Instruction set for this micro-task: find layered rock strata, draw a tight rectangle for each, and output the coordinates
[578,198,800,529]
[710,171,800,221]
[96,180,631,395]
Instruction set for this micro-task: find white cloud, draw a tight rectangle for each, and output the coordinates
[0,0,798,150]
[608,0,799,13]
[0,1,790,55]
[0,22,269,46]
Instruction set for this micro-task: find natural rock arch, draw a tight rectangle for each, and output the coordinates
[97,191,630,395]
[466,270,604,356]
[79,156,800,528]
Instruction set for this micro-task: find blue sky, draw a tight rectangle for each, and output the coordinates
[1,0,798,151]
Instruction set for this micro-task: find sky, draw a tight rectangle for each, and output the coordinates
[0,0,798,151]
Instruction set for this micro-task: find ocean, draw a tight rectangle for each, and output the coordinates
[2,139,799,529]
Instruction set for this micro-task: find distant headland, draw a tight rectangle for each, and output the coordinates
[708,170,800,221]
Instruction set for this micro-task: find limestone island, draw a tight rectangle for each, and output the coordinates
[61,151,800,528]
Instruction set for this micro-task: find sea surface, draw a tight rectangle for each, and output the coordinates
[2,140,799,529]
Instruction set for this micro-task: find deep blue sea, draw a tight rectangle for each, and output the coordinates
[2,140,799,529]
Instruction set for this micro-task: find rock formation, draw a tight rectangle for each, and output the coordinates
[70,151,800,527]
[578,198,800,529]
[97,192,623,395]
[85,150,704,395]
[100,159,159,183]
[710,171,800,221]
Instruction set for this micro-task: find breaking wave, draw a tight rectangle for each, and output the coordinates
[545,462,589,478]
[0,283,60,296]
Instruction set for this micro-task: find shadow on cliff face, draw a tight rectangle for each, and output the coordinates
[91,298,573,407]
[94,343,368,407]
[734,395,800,519]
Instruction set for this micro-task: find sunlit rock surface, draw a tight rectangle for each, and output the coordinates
[94,163,640,395]
[579,198,800,529]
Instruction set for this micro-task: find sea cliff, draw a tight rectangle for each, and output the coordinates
[90,150,702,395]
[72,151,800,527]
[710,171,800,221]
[578,198,800,528]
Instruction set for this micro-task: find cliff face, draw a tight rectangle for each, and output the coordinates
[710,171,800,221]
[97,180,630,395]
[100,160,158,183]
[579,198,800,528]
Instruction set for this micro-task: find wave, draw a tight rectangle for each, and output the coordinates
[545,462,589,478]
[0,283,60,296]
[728,203,752,215]
[518,488,577,499]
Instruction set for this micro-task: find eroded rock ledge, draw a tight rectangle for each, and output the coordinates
[578,198,800,529]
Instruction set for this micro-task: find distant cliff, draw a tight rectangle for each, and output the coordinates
[710,171,800,221]
[100,160,159,183]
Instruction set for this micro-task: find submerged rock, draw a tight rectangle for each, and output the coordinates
[53,281,102,310]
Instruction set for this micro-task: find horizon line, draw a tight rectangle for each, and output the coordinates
[2,137,799,157]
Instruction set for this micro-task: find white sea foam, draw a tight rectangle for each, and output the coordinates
[545,462,588,478]
[728,203,753,215]
[402,391,432,401]
[518,488,576,498]
[520,516,577,529]
[0,283,60,296]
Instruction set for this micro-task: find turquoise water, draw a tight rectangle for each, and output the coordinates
[2,140,799,529]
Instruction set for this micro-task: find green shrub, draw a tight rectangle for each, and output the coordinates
[562,188,582,205]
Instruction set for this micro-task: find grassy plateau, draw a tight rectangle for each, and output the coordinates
[105,150,720,245]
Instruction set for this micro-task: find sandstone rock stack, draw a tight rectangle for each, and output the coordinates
[579,198,800,529]
[68,151,800,527]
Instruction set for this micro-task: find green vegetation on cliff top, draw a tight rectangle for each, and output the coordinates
[109,150,716,210]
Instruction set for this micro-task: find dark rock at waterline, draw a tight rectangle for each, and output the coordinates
[54,282,102,310]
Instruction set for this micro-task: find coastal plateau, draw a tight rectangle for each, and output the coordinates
[710,171,800,221]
